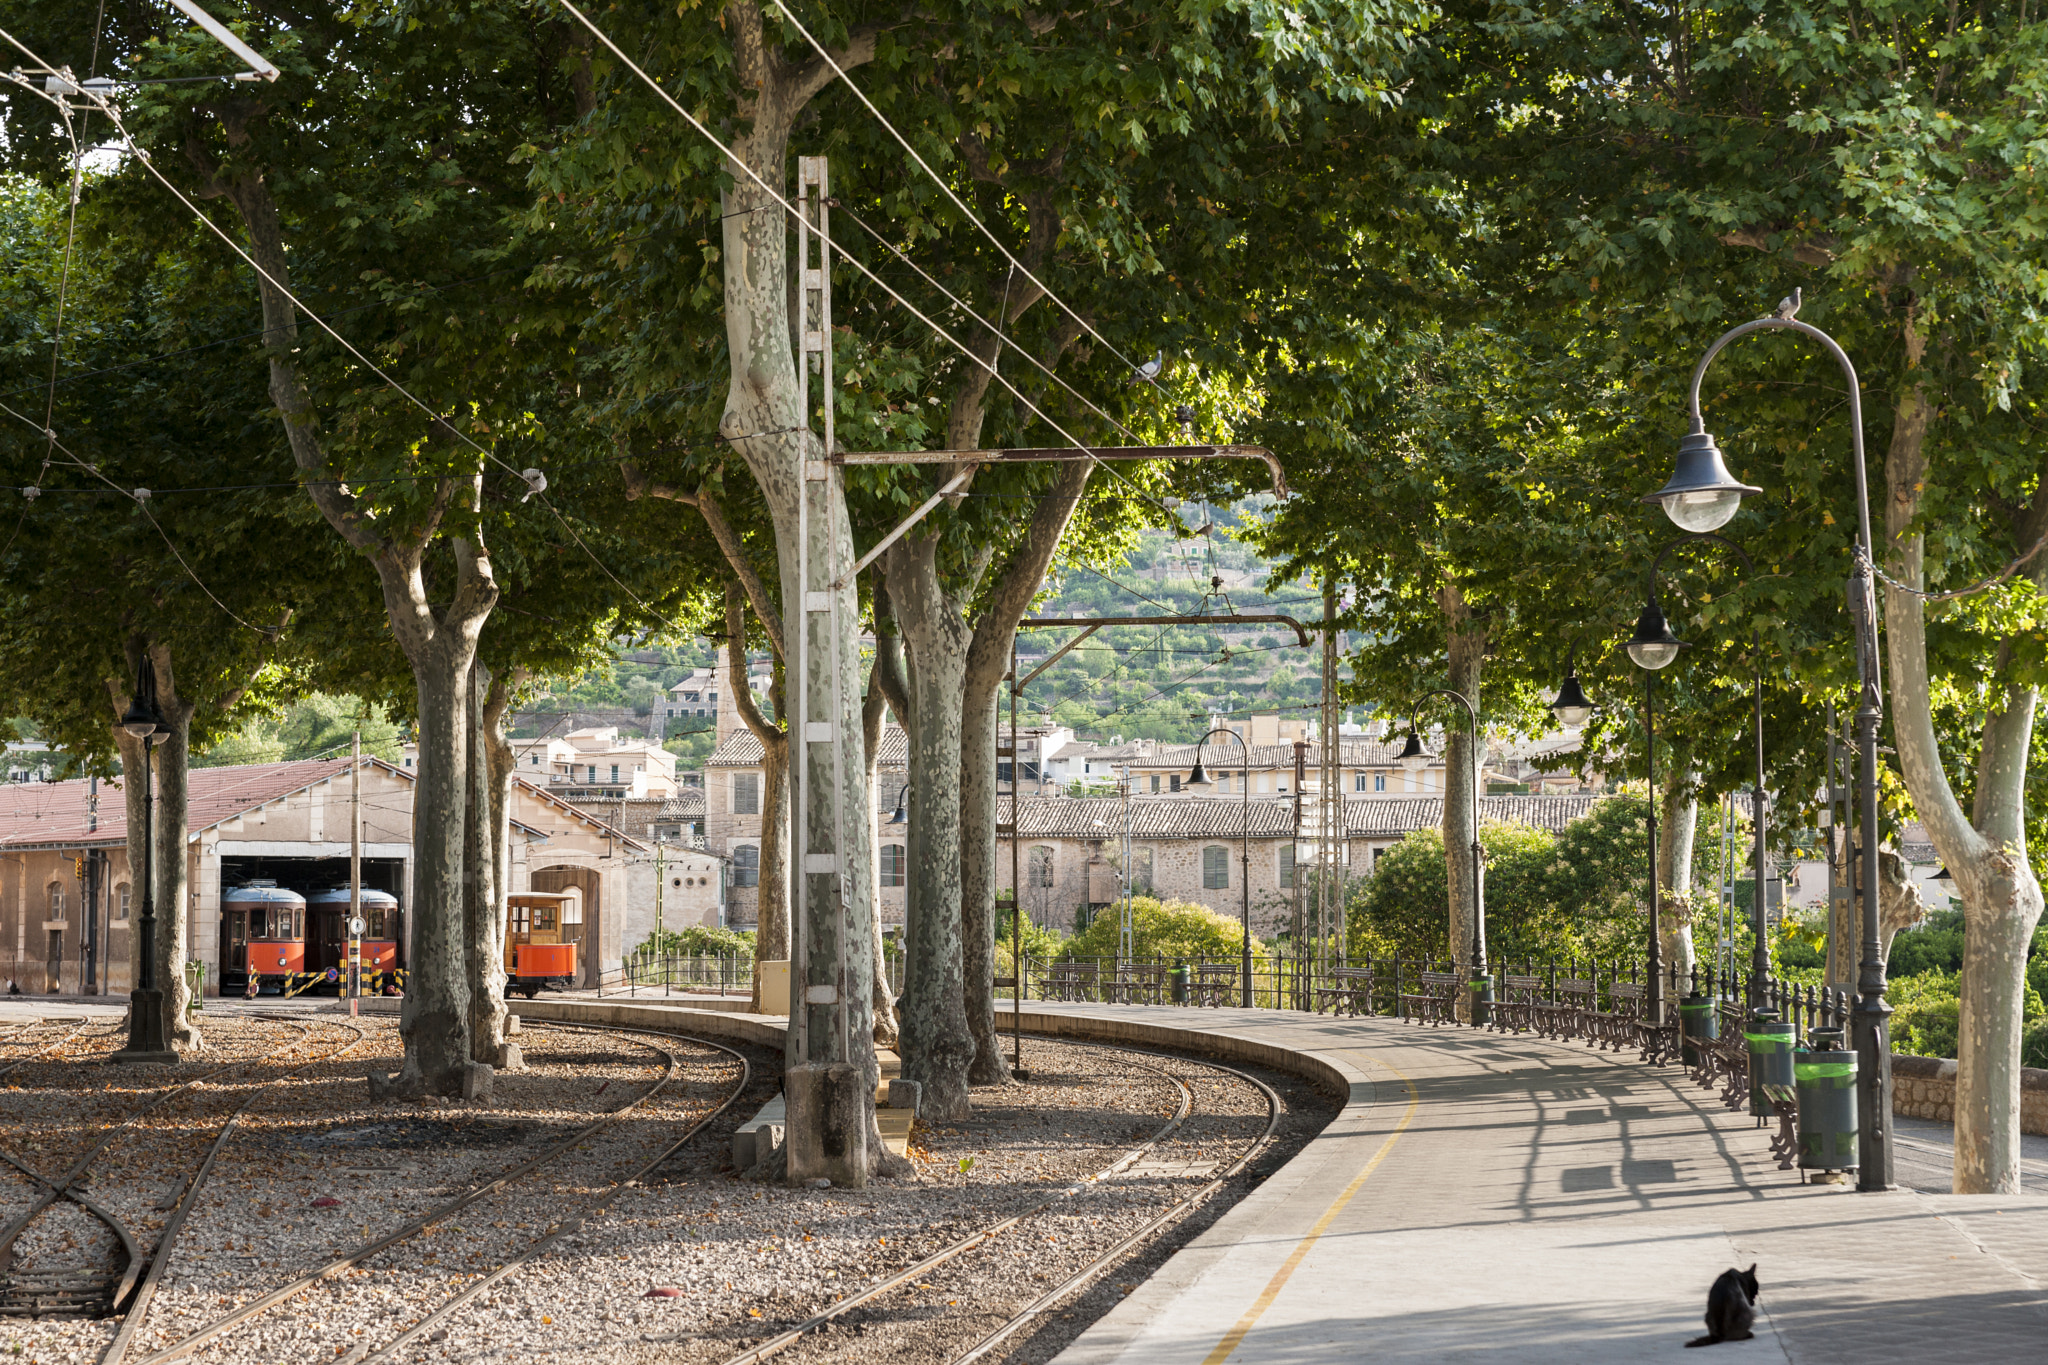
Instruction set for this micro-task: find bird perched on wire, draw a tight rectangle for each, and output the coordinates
[1130,349,1165,385]
[1774,287,1802,320]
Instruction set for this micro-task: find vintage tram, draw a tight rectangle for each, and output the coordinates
[306,886,401,980]
[219,881,306,991]
[503,890,580,998]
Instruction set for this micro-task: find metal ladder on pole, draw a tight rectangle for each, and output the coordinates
[793,155,850,1068]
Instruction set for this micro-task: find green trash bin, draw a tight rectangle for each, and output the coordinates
[1795,1028,1858,1174]
[1746,1010,1795,1118]
[1678,994,1717,1068]
[1170,962,1190,1004]
[1470,975,1494,1028]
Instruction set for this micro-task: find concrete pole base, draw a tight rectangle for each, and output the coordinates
[785,1062,869,1188]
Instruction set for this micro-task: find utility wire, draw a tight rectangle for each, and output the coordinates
[769,0,1171,396]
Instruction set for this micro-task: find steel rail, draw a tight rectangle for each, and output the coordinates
[99,1019,372,1364]
[948,1050,1284,1365]
[350,1022,753,1364]
[712,1051,1203,1365]
[124,1021,697,1365]
[0,1022,308,1285]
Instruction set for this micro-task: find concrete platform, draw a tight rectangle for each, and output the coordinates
[1017,1004,2048,1365]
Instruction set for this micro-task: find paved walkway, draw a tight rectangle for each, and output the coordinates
[1035,1004,2048,1365]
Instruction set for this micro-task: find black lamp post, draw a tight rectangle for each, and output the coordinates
[1401,691,1488,1025]
[112,657,176,1065]
[1646,296,1892,1191]
[1184,728,1253,1007]
[1631,534,1775,1023]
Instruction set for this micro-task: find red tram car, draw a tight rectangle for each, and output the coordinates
[306,886,401,980]
[219,882,306,991]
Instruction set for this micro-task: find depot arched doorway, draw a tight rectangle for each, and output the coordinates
[527,865,599,987]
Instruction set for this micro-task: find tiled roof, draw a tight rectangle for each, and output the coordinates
[993,793,1611,840]
[1124,739,1445,770]
[666,789,706,817]
[709,726,908,768]
[0,756,408,851]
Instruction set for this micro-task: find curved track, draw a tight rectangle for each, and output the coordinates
[0,1018,98,1082]
[0,1019,323,1321]
[123,1021,750,1365]
[716,1040,1281,1365]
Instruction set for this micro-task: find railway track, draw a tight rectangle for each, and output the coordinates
[715,1041,1283,1365]
[0,1017,100,1081]
[118,1020,751,1365]
[0,1017,357,1325]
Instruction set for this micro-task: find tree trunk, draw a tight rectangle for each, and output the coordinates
[1657,777,1698,989]
[468,662,515,1068]
[862,650,900,1046]
[885,535,976,1120]
[726,588,790,1013]
[714,5,888,1176]
[149,647,198,1051]
[1881,311,2046,1193]
[209,162,497,1099]
[1439,581,1485,1019]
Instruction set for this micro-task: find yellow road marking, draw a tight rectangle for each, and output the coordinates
[1200,1058,1419,1364]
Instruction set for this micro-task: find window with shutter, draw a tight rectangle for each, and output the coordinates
[880,844,907,887]
[732,845,760,887]
[1028,845,1055,887]
[1280,844,1297,888]
[1202,845,1228,889]
[733,772,760,814]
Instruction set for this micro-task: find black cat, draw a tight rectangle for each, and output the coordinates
[1685,1264,1759,1347]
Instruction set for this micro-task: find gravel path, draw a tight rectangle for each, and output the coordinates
[0,1014,1338,1365]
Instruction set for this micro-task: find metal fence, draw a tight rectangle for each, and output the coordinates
[614,951,755,997]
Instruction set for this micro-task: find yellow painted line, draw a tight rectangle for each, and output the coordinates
[1200,1058,1420,1365]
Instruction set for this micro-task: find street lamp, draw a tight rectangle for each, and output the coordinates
[1632,534,1775,1027]
[1550,654,1594,729]
[1184,728,1252,1007]
[112,656,177,1065]
[887,781,909,824]
[1646,297,1892,1191]
[1405,691,1488,1025]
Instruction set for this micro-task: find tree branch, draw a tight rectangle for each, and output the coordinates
[621,459,786,659]
[726,582,786,745]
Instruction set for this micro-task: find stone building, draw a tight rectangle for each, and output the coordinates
[997,792,1609,934]
[0,755,650,996]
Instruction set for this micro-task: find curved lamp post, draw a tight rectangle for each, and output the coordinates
[1184,729,1253,1007]
[1626,534,1774,1027]
[112,656,176,1065]
[1644,298,1892,1191]
[1401,690,1488,1025]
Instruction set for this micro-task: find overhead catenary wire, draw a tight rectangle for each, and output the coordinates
[769,0,1172,395]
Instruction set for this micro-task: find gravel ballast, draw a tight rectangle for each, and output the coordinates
[0,1006,1338,1365]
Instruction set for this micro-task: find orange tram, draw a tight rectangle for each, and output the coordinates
[504,891,579,999]
[220,881,402,994]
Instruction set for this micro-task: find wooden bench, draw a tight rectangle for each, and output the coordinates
[1044,962,1099,1003]
[1400,971,1462,1026]
[1314,967,1377,1018]
[1492,974,1543,1034]
[1108,964,1168,1006]
[1193,964,1240,1007]
[1534,978,1596,1042]
[1591,982,1647,1052]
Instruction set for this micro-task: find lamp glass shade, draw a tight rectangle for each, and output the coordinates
[1184,759,1213,792]
[1625,599,1687,671]
[1550,673,1594,728]
[1397,728,1431,772]
[1642,431,1760,533]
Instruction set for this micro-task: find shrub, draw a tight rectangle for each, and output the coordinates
[635,926,755,958]
[1066,896,1267,964]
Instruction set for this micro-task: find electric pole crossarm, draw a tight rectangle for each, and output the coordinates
[1019,613,1314,648]
[834,444,1286,496]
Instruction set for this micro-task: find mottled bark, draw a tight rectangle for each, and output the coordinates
[1657,777,1698,988]
[861,652,899,1046]
[960,462,1093,1083]
[716,2,892,1177]
[469,663,515,1068]
[885,533,975,1121]
[148,644,199,1050]
[1883,310,2047,1193]
[1439,581,1484,1019]
[727,587,790,1013]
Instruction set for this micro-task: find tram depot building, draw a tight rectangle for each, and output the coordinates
[0,754,725,997]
